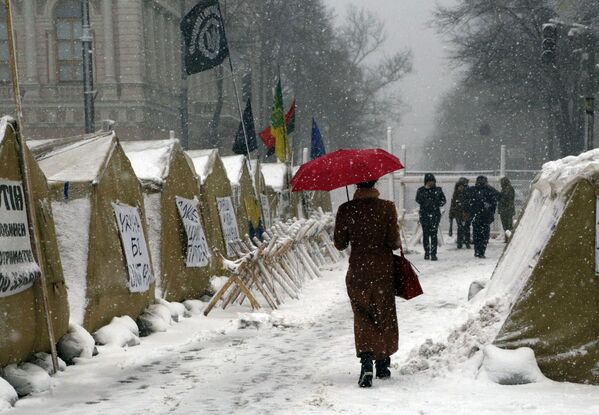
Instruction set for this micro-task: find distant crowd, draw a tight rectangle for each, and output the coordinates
[416,174,515,260]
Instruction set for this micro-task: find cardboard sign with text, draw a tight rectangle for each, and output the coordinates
[216,196,240,257]
[175,196,211,267]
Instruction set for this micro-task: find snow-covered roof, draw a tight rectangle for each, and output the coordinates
[186,149,218,184]
[0,115,13,143]
[534,148,599,198]
[261,163,288,191]
[121,139,178,185]
[37,132,116,183]
[221,155,246,186]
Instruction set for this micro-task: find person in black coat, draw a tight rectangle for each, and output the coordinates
[466,176,499,258]
[416,173,446,260]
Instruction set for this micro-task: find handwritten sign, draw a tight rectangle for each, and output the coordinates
[260,193,271,229]
[216,196,240,257]
[175,196,211,267]
[0,179,40,298]
[112,203,154,293]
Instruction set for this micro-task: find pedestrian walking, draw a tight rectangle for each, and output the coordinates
[449,177,471,249]
[498,177,515,242]
[466,176,499,258]
[415,173,446,261]
[334,180,401,388]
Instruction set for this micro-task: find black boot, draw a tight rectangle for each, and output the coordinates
[358,353,374,388]
[375,357,391,379]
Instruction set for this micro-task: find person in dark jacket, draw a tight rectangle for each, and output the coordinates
[498,177,515,243]
[449,177,470,249]
[416,173,446,261]
[466,176,499,258]
[334,180,401,388]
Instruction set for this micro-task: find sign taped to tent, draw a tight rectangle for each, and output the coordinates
[112,203,154,292]
[216,196,240,257]
[175,196,211,267]
[260,193,271,229]
[0,179,40,298]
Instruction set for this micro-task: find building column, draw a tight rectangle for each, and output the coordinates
[23,0,38,85]
[145,3,157,84]
[102,0,117,99]
[46,29,56,84]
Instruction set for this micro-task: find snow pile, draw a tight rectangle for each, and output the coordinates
[137,303,172,336]
[237,312,273,330]
[183,299,205,315]
[401,299,506,376]
[479,345,548,385]
[186,149,217,184]
[261,163,288,191]
[534,147,599,197]
[57,324,96,365]
[222,155,246,186]
[51,198,91,326]
[28,353,66,374]
[121,140,176,186]
[0,376,17,411]
[1,363,51,396]
[156,298,188,322]
[93,316,140,348]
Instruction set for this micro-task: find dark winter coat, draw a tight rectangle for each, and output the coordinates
[449,179,469,221]
[416,186,446,223]
[334,188,400,360]
[466,183,499,225]
[498,178,515,218]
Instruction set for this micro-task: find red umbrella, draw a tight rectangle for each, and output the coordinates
[290,148,404,192]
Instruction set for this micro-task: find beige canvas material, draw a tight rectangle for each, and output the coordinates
[0,122,69,366]
[38,133,154,333]
[494,179,599,384]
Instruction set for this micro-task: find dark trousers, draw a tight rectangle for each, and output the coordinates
[421,216,439,256]
[472,218,490,256]
[500,214,513,232]
[456,219,470,247]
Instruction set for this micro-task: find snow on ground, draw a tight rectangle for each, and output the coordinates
[7,239,599,414]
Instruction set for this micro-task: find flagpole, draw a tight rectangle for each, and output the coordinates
[179,0,190,149]
[217,2,259,201]
[4,0,59,374]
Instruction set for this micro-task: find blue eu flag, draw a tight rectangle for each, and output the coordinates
[310,118,326,160]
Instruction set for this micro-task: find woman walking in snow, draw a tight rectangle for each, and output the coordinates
[334,180,401,388]
[449,177,471,249]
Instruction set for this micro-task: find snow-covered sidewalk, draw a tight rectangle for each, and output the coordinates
[9,241,599,414]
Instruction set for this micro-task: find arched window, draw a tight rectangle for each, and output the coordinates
[0,7,9,82]
[55,0,82,82]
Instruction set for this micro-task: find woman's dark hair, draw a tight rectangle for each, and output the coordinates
[357,180,377,189]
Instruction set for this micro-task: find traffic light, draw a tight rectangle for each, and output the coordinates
[542,23,558,64]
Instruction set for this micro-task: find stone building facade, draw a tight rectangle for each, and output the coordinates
[0,0,238,144]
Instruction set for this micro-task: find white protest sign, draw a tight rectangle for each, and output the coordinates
[216,196,240,257]
[260,193,271,229]
[175,196,211,267]
[112,203,154,293]
[0,179,40,298]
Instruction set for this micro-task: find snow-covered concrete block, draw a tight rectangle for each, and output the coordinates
[2,363,51,396]
[93,316,141,348]
[156,299,187,322]
[57,323,97,365]
[238,313,272,330]
[480,345,547,385]
[28,353,66,374]
[183,299,204,315]
[137,303,172,336]
[0,376,18,410]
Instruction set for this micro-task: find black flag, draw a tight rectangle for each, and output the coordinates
[181,0,229,75]
[232,99,258,155]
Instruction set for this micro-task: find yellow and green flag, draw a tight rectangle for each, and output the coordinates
[271,79,289,162]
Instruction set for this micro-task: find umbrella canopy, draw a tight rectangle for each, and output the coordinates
[290,148,404,192]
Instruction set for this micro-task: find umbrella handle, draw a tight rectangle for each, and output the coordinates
[346,186,350,201]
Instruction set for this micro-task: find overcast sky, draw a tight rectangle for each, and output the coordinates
[325,0,458,153]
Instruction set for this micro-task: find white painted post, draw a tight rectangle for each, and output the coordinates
[500,145,507,178]
[386,126,394,203]
[169,130,176,139]
[302,147,309,164]
[399,144,407,213]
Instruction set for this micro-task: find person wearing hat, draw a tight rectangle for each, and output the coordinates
[416,173,446,260]
[466,176,499,258]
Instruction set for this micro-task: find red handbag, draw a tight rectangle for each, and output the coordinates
[393,247,423,300]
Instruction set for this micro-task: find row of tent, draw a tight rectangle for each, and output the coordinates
[0,117,331,367]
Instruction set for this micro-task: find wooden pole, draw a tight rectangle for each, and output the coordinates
[4,0,59,374]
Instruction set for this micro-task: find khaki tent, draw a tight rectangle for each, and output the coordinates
[222,155,262,238]
[0,117,69,366]
[186,149,236,263]
[485,149,599,384]
[33,131,154,333]
[261,163,304,220]
[122,139,212,303]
